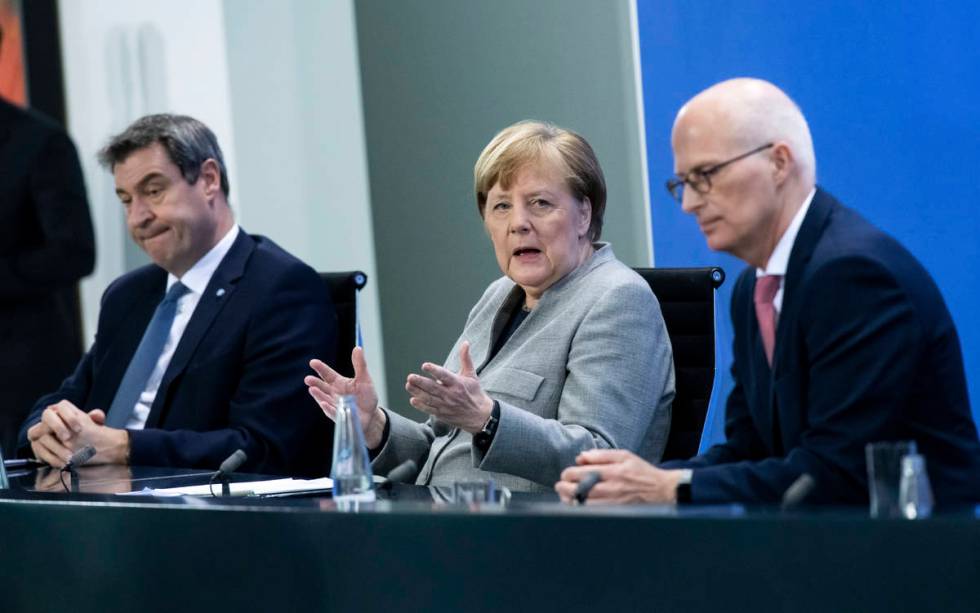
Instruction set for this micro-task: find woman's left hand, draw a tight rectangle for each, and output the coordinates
[406,341,494,433]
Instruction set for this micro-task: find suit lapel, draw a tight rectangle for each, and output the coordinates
[144,232,256,428]
[767,188,835,451]
[477,285,524,374]
[772,188,835,373]
[473,245,614,374]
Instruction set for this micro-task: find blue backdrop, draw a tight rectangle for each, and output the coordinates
[636,1,980,447]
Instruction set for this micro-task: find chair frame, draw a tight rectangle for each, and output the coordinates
[633,266,725,462]
[318,271,368,378]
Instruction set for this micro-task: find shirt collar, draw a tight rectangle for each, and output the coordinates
[757,188,816,277]
[167,224,240,295]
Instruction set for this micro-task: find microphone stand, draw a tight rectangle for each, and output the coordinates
[208,449,248,497]
[60,445,97,493]
[208,470,234,497]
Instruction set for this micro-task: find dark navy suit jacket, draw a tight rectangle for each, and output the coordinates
[19,230,336,477]
[663,188,980,505]
[0,99,95,455]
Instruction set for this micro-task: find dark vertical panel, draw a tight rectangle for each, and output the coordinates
[21,0,65,125]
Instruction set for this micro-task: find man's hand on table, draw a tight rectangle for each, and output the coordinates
[555,449,685,504]
[27,400,130,468]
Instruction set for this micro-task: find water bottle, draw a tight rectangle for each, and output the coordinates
[0,448,8,490]
[330,394,376,509]
[898,453,934,519]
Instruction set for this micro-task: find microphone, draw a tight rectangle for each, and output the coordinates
[380,460,418,490]
[60,445,96,493]
[781,473,816,510]
[217,449,248,477]
[210,449,247,497]
[64,445,96,470]
[573,471,602,505]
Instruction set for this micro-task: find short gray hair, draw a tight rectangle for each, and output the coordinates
[98,114,230,198]
[677,78,816,185]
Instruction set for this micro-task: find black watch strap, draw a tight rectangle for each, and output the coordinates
[473,400,500,452]
[676,481,692,504]
[675,470,694,504]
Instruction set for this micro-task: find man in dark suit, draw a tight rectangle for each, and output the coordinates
[19,114,335,477]
[556,78,980,505]
[0,26,95,457]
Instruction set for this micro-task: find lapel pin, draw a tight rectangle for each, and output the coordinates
[216,288,226,297]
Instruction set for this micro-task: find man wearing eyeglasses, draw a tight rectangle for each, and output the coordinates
[556,77,980,506]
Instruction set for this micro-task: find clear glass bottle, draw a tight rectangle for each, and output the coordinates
[898,453,934,519]
[330,394,376,509]
[0,447,8,489]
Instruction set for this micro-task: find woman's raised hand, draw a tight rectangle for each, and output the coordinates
[305,347,386,449]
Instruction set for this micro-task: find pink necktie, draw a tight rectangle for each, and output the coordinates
[754,275,782,366]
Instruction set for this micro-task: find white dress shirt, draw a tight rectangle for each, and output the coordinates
[124,225,240,429]
[756,188,816,315]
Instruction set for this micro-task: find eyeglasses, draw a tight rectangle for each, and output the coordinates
[665,143,773,202]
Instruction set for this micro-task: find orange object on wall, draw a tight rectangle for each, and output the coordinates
[0,0,27,106]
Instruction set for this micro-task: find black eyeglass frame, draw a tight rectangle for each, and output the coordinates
[666,143,774,202]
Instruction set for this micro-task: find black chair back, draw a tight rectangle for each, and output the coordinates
[319,271,368,377]
[633,267,725,462]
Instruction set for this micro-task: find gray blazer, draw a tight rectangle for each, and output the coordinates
[373,244,674,493]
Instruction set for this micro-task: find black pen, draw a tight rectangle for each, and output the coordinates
[573,471,602,505]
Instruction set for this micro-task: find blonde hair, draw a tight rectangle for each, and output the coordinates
[474,120,607,241]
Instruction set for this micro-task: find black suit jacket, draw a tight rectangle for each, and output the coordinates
[0,99,95,455]
[664,188,980,505]
[20,230,336,477]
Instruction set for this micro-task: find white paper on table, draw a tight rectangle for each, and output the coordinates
[118,477,333,497]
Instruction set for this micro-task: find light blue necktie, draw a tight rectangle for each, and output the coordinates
[105,282,190,428]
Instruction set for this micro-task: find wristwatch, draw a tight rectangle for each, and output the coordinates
[675,469,693,504]
[473,401,501,452]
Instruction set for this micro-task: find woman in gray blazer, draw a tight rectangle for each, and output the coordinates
[306,120,674,493]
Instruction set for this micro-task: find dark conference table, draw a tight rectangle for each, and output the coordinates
[1,466,978,613]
